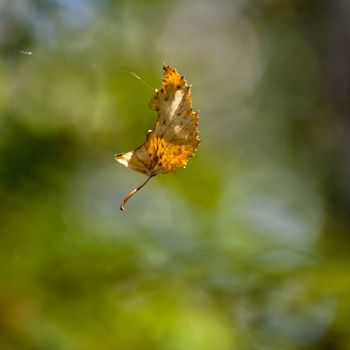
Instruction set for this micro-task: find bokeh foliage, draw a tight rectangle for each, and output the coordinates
[1,0,350,349]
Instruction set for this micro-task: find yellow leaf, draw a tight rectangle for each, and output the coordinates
[115,64,200,211]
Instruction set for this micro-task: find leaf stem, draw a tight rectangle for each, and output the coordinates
[120,175,153,211]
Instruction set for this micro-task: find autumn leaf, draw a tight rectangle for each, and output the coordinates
[115,64,200,211]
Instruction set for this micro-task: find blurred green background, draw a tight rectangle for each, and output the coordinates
[1,0,350,349]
